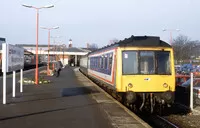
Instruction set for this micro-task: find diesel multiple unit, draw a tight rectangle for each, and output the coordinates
[80,36,175,113]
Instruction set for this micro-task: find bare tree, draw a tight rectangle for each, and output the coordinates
[190,40,200,59]
[172,35,200,64]
[88,43,98,49]
[172,35,190,63]
[108,38,119,45]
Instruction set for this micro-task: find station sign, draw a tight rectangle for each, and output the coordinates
[2,44,24,72]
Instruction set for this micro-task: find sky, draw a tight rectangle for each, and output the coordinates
[1,0,200,48]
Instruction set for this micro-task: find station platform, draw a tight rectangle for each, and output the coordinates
[0,67,150,128]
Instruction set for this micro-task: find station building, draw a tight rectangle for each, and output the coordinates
[16,39,92,66]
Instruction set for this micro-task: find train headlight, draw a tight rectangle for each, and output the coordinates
[163,83,168,88]
[128,83,133,88]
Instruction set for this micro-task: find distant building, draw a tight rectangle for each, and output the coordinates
[69,39,72,48]
[0,37,6,50]
[0,39,95,66]
[16,44,91,66]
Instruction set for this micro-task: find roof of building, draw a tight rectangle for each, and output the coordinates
[24,49,34,55]
[65,47,87,52]
[81,48,98,52]
[16,44,89,52]
[49,47,89,53]
[16,44,55,47]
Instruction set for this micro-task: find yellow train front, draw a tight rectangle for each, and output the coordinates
[80,36,175,113]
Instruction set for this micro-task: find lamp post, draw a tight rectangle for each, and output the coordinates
[163,29,180,45]
[22,4,54,84]
[41,26,59,75]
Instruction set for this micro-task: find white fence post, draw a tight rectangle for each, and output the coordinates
[12,71,16,97]
[3,71,6,104]
[20,69,23,93]
[2,43,7,104]
[190,73,193,111]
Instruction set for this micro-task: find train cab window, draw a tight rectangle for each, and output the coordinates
[140,51,155,74]
[122,51,138,74]
[156,51,171,75]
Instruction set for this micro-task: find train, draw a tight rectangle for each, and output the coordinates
[80,35,175,113]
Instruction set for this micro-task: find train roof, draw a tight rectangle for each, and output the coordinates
[88,36,171,55]
[117,36,170,47]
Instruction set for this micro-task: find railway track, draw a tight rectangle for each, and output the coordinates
[126,104,181,128]
[149,115,179,128]
[79,69,182,128]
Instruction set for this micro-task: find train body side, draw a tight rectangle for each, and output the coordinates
[87,48,117,89]
[79,55,88,75]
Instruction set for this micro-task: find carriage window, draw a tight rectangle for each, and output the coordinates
[95,57,98,68]
[101,56,103,68]
[98,57,101,68]
[140,51,155,74]
[109,53,113,70]
[104,55,108,69]
[89,58,92,69]
[103,56,105,69]
[122,51,138,74]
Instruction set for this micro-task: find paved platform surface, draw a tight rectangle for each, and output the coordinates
[193,98,200,115]
[0,67,150,128]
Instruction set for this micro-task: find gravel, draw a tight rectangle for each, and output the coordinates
[166,113,200,128]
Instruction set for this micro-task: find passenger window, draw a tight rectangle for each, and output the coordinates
[103,56,105,69]
[109,53,113,70]
[98,57,101,68]
[104,55,108,69]
[101,56,103,68]
[95,57,97,68]
[90,58,92,69]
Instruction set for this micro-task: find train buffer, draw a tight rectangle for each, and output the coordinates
[0,67,150,128]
